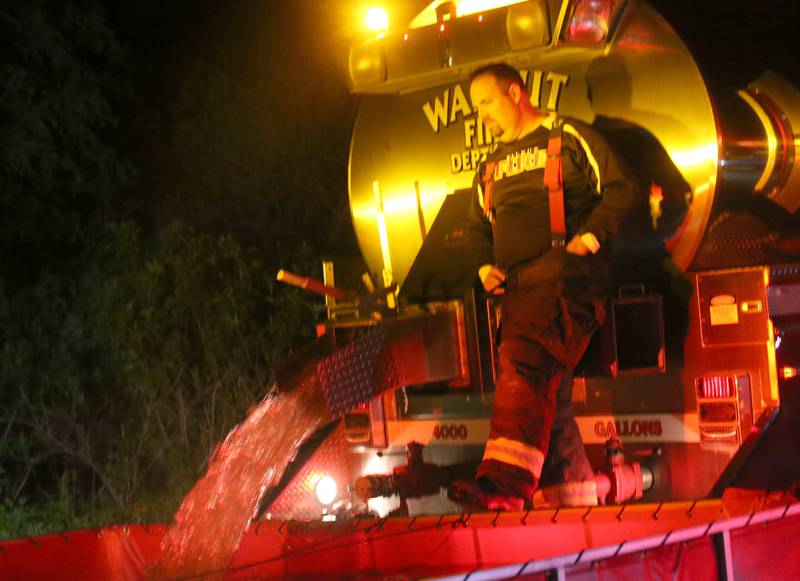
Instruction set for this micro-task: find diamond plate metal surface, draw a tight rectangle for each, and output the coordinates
[316,326,403,420]
[266,424,355,521]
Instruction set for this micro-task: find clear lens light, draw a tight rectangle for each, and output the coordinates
[315,475,338,505]
[366,7,389,33]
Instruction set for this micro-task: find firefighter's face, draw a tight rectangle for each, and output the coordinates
[470,74,524,143]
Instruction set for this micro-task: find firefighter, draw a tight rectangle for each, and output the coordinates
[448,63,638,510]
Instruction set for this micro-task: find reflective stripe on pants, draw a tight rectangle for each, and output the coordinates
[483,437,545,478]
[533,480,599,508]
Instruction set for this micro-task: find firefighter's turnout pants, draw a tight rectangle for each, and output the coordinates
[477,248,607,507]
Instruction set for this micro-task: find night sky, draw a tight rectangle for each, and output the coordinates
[103,0,800,121]
[650,0,799,89]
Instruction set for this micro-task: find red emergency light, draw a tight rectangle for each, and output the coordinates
[697,375,736,399]
[564,0,615,44]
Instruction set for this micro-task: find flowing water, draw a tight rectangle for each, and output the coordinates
[148,372,328,580]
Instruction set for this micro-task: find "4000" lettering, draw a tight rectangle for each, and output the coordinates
[432,424,468,440]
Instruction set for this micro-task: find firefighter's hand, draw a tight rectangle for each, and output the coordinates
[566,233,600,256]
[478,264,506,295]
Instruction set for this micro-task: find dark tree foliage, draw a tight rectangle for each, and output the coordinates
[1,0,354,537]
[0,0,131,531]
[0,0,131,285]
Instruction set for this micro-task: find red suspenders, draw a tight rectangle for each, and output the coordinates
[480,125,567,248]
[543,124,567,247]
[480,160,498,227]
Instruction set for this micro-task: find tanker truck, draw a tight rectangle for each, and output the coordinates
[263,0,800,523]
[3,1,799,579]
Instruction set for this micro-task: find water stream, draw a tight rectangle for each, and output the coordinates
[148,372,328,580]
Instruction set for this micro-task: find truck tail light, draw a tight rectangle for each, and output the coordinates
[564,0,615,44]
[696,374,744,445]
[697,375,736,399]
[699,402,738,423]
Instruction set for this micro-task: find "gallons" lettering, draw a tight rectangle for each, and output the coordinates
[594,419,663,439]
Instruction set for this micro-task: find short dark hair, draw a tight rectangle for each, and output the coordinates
[469,62,526,93]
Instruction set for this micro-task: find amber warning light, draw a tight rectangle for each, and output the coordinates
[365,7,389,35]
